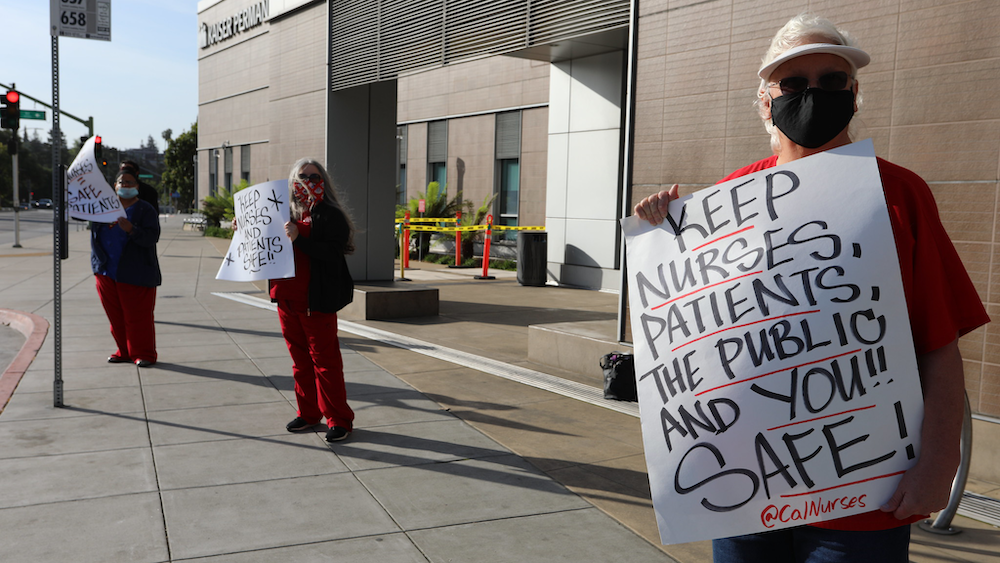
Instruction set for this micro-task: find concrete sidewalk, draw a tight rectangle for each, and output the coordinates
[1,217,997,562]
[0,219,675,562]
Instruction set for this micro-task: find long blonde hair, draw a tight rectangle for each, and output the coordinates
[288,157,356,254]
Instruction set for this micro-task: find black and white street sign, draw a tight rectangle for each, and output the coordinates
[50,0,111,41]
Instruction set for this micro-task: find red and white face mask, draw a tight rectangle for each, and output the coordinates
[293,177,324,204]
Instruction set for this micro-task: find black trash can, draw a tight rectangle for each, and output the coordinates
[517,231,547,286]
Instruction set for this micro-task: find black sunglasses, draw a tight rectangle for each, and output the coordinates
[297,173,322,183]
[768,71,851,95]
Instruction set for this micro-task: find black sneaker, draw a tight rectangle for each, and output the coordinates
[286,417,317,432]
[326,426,351,442]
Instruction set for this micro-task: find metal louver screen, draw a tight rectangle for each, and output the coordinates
[427,121,448,162]
[329,0,629,91]
[495,112,520,160]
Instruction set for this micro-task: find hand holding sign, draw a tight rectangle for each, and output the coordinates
[216,180,295,282]
[65,136,126,223]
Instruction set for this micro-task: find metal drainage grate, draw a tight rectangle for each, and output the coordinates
[958,491,1000,527]
[212,292,640,418]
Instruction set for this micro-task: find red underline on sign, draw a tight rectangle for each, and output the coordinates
[694,347,862,397]
[780,471,907,498]
[652,270,763,311]
[691,225,756,252]
[673,309,821,353]
[766,404,877,431]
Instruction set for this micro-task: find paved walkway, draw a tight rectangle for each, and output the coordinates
[0,216,997,562]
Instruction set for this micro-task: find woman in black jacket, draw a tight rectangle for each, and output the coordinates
[91,169,162,367]
[272,158,356,442]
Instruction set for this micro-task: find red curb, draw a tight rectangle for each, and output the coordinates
[0,309,50,414]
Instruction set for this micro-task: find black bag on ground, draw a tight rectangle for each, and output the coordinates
[600,351,637,402]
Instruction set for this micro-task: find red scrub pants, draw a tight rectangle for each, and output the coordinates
[277,299,354,431]
[95,274,157,363]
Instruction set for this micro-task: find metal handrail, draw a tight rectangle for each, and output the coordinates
[918,391,972,535]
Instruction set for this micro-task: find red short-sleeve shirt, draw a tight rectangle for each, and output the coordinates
[269,212,312,304]
[718,155,990,530]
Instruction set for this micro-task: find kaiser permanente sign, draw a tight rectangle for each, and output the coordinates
[200,0,269,49]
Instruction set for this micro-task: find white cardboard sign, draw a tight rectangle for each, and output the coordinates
[621,140,923,545]
[66,136,126,223]
[216,180,295,282]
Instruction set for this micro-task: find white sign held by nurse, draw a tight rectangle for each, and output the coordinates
[621,140,924,545]
[65,136,126,223]
[216,180,295,282]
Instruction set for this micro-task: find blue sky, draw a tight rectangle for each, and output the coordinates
[0,1,197,152]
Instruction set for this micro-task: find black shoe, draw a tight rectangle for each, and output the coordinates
[326,426,351,442]
[135,359,154,367]
[286,417,318,432]
[108,355,131,363]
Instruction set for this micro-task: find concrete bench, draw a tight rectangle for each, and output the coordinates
[340,282,439,321]
[527,320,632,386]
[182,216,207,231]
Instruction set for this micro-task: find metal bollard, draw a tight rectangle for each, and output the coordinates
[917,392,972,535]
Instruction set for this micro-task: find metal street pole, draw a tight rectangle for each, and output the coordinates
[12,140,21,248]
[51,34,64,408]
[10,81,22,248]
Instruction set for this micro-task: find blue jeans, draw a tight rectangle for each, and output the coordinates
[712,525,910,563]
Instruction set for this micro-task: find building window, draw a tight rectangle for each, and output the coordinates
[397,126,407,206]
[241,145,251,184]
[224,145,233,191]
[209,149,218,197]
[495,111,521,240]
[427,120,447,190]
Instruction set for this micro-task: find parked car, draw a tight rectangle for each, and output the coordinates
[35,198,53,209]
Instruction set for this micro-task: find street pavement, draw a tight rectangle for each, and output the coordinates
[0,214,997,562]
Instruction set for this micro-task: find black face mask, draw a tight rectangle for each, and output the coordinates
[770,88,855,149]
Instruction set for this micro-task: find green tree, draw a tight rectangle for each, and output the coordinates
[162,122,197,212]
[201,179,249,228]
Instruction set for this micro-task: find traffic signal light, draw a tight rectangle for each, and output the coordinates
[94,135,107,166]
[1,90,20,130]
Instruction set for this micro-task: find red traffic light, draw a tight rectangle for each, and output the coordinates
[5,91,18,104]
[95,136,102,144]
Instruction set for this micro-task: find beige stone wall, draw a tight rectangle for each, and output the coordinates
[267,2,328,183]
[404,122,427,201]
[197,0,273,203]
[398,57,549,123]
[398,56,551,229]
[197,0,328,203]
[632,0,1000,418]
[447,115,494,211]
[520,107,549,229]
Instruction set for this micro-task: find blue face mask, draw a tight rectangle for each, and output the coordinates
[117,187,139,199]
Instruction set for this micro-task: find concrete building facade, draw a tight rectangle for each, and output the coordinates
[196,0,1000,480]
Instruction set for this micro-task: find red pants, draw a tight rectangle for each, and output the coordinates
[277,299,354,430]
[95,274,157,363]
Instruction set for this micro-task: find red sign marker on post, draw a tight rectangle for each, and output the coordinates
[454,210,462,266]
[475,214,496,280]
[403,211,411,269]
[418,199,425,213]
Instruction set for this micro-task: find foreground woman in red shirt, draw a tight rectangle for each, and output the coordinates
[634,13,989,563]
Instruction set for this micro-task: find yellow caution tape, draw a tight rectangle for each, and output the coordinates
[401,217,457,223]
[395,223,545,233]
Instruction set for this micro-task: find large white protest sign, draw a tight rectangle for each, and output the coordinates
[621,140,923,545]
[216,180,295,282]
[66,136,126,223]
